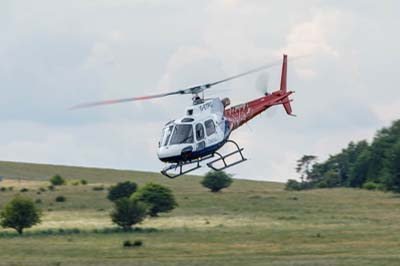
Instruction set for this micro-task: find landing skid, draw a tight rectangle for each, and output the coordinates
[161,154,214,179]
[160,140,247,178]
[206,140,247,171]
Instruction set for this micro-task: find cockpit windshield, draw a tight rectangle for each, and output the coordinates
[160,125,174,147]
[169,124,194,145]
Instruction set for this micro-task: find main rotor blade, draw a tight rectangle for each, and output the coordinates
[69,90,183,110]
[206,54,309,89]
[206,60,282,88]
[71,54,308,110]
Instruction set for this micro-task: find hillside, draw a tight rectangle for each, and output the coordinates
[0,161,399,266]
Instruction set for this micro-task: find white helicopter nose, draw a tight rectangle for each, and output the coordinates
[157,145,179,159]
[158,144,194,162]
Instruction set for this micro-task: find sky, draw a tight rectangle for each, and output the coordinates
[1,0,399,182]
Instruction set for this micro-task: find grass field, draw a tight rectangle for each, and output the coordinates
[0,160,400,266]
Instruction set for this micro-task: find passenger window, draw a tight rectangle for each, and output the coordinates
[195,123,205,141]
[205,119,216,136]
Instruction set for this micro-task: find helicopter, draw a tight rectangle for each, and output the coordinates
[71,54,295,178]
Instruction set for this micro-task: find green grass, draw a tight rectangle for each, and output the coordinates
[0,160,400,266]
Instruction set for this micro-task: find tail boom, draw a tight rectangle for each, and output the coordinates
[224,54,295,130]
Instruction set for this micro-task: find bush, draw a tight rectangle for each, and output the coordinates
[48,185,55,191]
[108,181,137,202]
[35,199,42,204]
[111,198,147,231]
[131,183,177,217]
[362,181,384,191]
[80,179,88,185]
[50,175,65,186]
[285,179,303,191]
[123,239,143,248]
[55,196,66,202]
[123,240,132,247]
[201,171,233,192]
[39,187,46,192]
[20,188,29,192]
[70,180,80,186]
[8,187,14,191]
[0,196,42,235]
[93,186,105,191]
[133,240,143,246]
[0,187,6,192]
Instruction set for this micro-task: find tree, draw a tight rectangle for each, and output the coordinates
[285,179,303,191]
[50,174,66,186]
[295,155,317,182]
[110,198,147,231]
[349,149,371,187]
[367,121,400,182]
[131,183,177,217]
[107,181,138,202]
[384,140,400,192]
[0,196,42,235]
[289,120,400,191]
[201,171,233,192]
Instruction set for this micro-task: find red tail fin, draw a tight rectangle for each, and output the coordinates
[280,54,293,115]
[280,54,287,93]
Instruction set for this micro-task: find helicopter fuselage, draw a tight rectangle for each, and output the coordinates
[157,98,230,163]
[157,88,294,164]
[71,54,294,178]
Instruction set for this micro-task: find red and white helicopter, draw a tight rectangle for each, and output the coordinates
[72,54,295,178]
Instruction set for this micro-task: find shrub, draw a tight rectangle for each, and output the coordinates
[0,187,6,192]
[362,181,384,191]
[123,240,132,247]
[107,181,137,202]
[131,183,177,217]
[93,186,105,191]
[39,187,46,192]
[50,175,66,186]
[285,179,303,191]
[48,185,55,191]
[133,240,143,246]
[20,188,29,192]
[0,196,42,235]
[111,198,147,231]
[8,187,14,191]
[55,196,66,202]
[123,240,143,248]
[70,180,80,186]
[35,199,42,204]
[201,171,233,192]
[80,179,88,185]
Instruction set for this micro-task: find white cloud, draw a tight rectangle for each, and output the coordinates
[0,121,161,172]
[1,0,399,182]
[284,8,341,57]
[371,101,400,124]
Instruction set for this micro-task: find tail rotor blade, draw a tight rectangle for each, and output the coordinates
[255,72,269,95]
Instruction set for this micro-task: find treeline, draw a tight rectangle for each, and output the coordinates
[287,120,400,193]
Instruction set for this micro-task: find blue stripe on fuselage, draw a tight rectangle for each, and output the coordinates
[159,136,229,163]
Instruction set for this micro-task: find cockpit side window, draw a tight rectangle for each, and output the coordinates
[170,124,194,145]
[205,119,216,136]
[195,123,205,141]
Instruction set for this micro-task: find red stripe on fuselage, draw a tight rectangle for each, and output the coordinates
[224,91,293,131]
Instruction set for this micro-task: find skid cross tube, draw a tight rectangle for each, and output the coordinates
[161,154,214,179]
[206,140,247,171]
